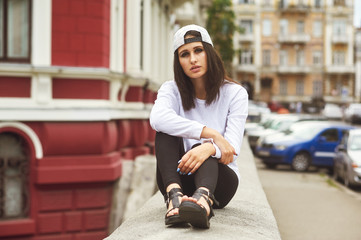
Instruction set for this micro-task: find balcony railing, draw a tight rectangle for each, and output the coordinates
[332,35,348,44]
[278,2,310,13]
[326,65,355,73]
[278,33,310,43]
[237,64,257,73]
[278,65,311,74]
[238,34,254,42]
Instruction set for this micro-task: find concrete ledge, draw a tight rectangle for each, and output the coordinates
[105,138,281,240]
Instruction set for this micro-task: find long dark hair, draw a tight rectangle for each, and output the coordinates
[174,30,235,111]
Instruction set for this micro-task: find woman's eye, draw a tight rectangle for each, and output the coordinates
[180,52,189,58]
[195,48,203,53]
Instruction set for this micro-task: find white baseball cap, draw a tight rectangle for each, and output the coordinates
[173,24,213,52]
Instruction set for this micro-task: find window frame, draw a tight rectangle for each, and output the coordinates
[0,0,32,63]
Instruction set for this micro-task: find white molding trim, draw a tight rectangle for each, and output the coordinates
[0,108,151,122]
[0,122,43,159]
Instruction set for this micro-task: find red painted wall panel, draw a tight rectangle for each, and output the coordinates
[0,76,31,98]
[39,121,116,156]
[52,0,110,67]
[52,78,110,99]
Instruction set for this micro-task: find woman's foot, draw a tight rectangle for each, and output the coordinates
[179,187,218,229]
[164,184,185,225]
[181,187,212,216]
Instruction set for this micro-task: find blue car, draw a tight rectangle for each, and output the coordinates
[255,121,354,171]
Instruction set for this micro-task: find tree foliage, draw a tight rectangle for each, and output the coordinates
[206,0,236,75]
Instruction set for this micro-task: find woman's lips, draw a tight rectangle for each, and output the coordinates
[190,66,201,72]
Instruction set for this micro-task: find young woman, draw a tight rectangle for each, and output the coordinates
[149,24,248,229]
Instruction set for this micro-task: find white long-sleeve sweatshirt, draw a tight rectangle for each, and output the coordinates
[149,80,248,179]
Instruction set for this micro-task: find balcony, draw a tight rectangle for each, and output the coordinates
[278,2,310,13]
[278,34,310,43]
[332,35,348,44]
[278,65,311,74]
[326,65,355,74]
[237,64,257,73]
[238,34,254,42]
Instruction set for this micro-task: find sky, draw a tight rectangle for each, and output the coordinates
[355,0,361,27]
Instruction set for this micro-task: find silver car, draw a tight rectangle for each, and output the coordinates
[334,128,361,188]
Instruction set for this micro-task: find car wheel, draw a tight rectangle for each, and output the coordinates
[333,164,339,181]
[291,153,310,172]
[343,167,350,188]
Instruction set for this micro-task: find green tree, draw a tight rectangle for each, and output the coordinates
[206,0,236,76]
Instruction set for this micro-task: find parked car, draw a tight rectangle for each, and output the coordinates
[322,103,343,120]
[247,100,271,123]
[247,114,301,152]
[344,103,361,124]
[333,128,361,188]
[256,121,354,171]
[248,114,327,152]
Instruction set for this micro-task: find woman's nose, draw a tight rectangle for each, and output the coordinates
[190,52,197,64]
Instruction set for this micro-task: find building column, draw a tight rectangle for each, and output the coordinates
[32,0,51,66]
[110,0,125,73]
[126,0,141,74]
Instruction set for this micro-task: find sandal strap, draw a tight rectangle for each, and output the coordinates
[164,187,183,208]
[192,188,219,207]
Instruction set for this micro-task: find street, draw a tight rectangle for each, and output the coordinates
[255,157,361,240]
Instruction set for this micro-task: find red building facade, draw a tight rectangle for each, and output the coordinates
[0,0,170,239]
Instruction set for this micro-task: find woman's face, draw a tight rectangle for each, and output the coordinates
[177,40,208,81]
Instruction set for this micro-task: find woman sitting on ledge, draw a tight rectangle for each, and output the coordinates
[149,24,248,229]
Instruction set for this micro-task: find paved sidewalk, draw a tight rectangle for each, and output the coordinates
[105,138,281,240]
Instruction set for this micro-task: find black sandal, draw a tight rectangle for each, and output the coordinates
[164,187,186,226]
[179,188,219,229]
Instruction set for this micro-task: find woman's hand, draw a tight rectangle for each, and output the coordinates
[177,143,215,175]
[201,127,236,165]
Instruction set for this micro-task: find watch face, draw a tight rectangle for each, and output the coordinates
[0,133,29,219]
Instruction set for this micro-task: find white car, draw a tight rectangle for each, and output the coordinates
[344,103,361,124]
[322,103,343,120]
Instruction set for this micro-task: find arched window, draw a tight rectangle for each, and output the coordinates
[0,132,29,220]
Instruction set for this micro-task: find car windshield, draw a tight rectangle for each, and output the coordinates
[349,135,361,150]
[285,123,326,140]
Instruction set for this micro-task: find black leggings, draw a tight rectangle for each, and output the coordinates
[155,132,239,209]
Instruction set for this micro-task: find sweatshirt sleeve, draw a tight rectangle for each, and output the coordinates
[224,86,248,157]
[149,81,205,140]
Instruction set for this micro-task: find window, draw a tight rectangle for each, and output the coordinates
[333,51,345,65]
[296,50,304,65]
[240,20,253,34]
[280,0,289,8]
[263,0,271,6]
[0,0,31,63]
[262,19,272,36]
[315,0,322,7]
[0,132,30,220]
[280,19,288,35]
[263,50,271,66]
[296,79,304,95]
[333,0,345,6]
[320,129,339,142]
[279,50,288,66]
[313,21,322,37]
[297,21,304,34]
[313,80,323,96]
[313,51,322,65]
[238,0,254,4]
[239,49,253,64]
[333,19,346,36]
[280,79,287,95]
